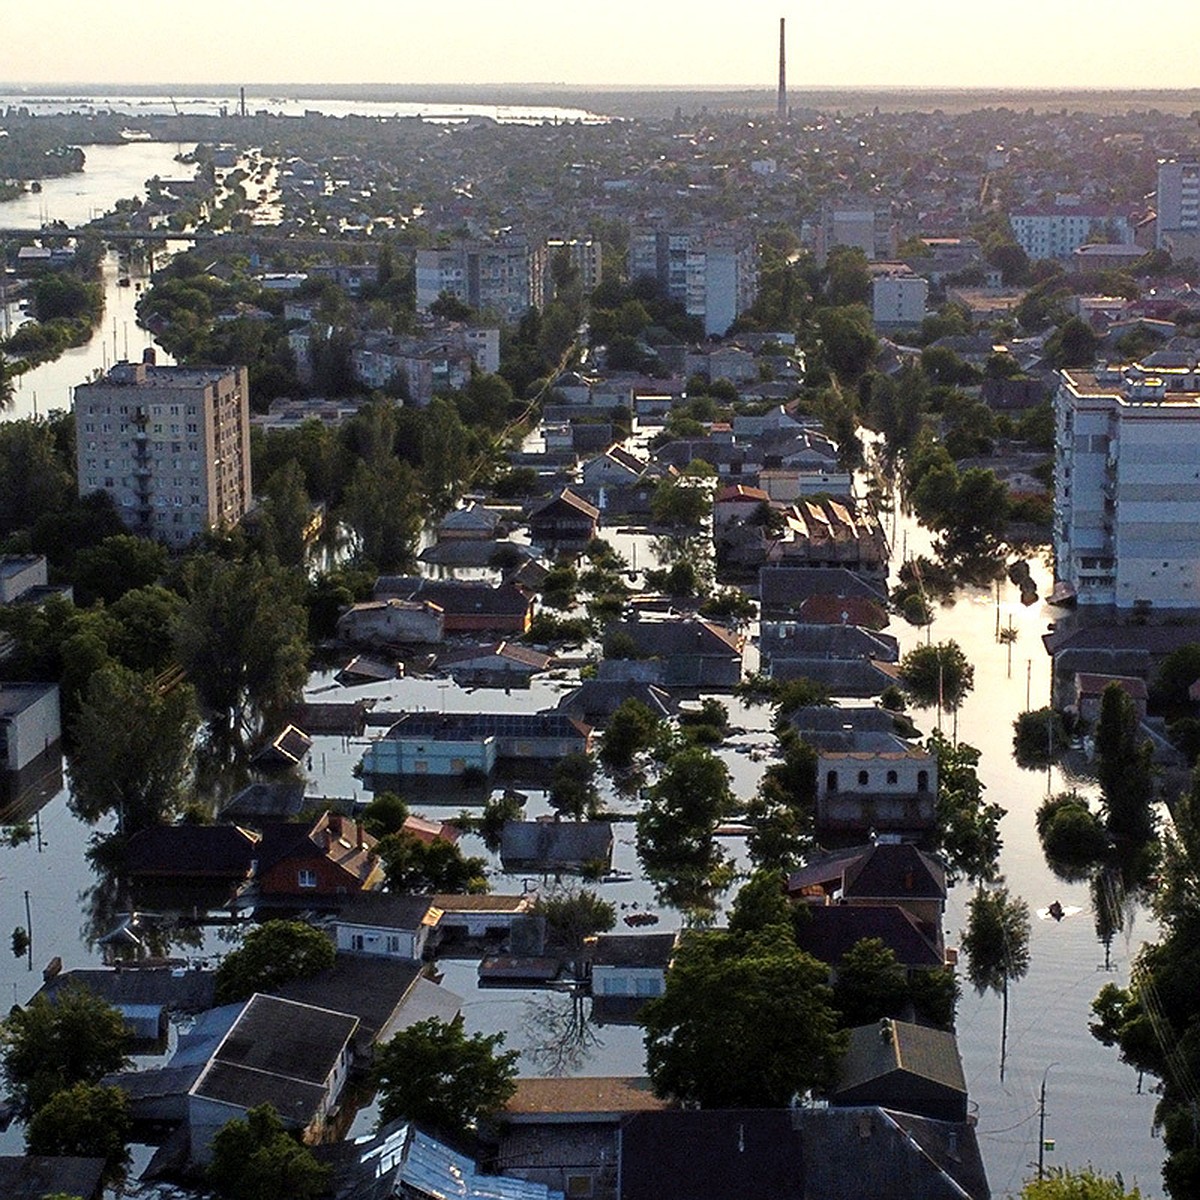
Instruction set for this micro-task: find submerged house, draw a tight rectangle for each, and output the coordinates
[500,821,614,874]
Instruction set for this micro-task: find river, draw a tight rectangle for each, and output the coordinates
[0,136,1169,1194]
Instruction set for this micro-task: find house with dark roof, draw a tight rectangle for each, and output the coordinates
[122,824,260,887]
[332,892,442,961]
[603,619,744,690]
[0,1156,105,1200]
[38,968,216,1041]
[187,993,358,1162]
[793,904,945,973]
[529,488,601,544]
[500,820,614,875]
[556,679,676,724]
[336,598,446,648]
[617,1107,989,1200]
[438,640,554,688]
[251,723,314,771]
[374,578,533,636]
[437,502,501,541]
[833,1019,968,1123]
[256,811,382,895]
[758,566,888,620]
[589,933,678,1024]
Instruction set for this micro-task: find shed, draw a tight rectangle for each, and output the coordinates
[500,821,614,874]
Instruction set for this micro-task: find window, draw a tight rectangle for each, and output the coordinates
[857,770,869,786]
[298,869,318,888]
[386,935,403,955]
[826,770,838,793]
[917,770,929,793]
[886,770,898,785]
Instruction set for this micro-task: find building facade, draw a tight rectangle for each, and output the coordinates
[872,270,929,327]
[1054,363,1200,609]
[628,228,758,336]
[1156,156,1200,249]
[74,360,251,545]
[415,243,532,323]
[1009,205,1133,260]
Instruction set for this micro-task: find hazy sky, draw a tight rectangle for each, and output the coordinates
[3,0,1199,90]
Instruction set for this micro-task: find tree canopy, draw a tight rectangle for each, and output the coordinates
[208,1103,329,1200]
[214,920,336,1005]
[374,1016,518,1135]
[899,641,976,713]
[25,1082,131,1183]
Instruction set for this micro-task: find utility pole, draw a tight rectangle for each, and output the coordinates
[1037,1062,1061,1179]
[23,889,32,972]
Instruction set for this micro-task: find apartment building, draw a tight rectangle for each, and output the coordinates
[415,242,532,323]
[1009,204,1132,260]
[628,228,758,336]
[1156,156,1200,254]
[1054,360,1200,609]
[74,358,251,546]
[816,201,898,264]
[532,237,602,308]
[871,266,929,327]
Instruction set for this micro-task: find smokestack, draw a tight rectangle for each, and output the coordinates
[777,17,787,123]
[239,86,246,119]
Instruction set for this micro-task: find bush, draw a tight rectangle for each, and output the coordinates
[1036,791,1109,870]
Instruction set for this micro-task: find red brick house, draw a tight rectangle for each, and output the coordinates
[257,812,383,895]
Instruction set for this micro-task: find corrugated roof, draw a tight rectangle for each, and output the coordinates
[837,1020,966,1096]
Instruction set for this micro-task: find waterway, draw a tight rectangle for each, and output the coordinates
[1,141,186,421]
[0,135,1170,1194]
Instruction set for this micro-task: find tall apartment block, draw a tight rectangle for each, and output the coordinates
[1009,204,1132,260]
[628,228,759,336]
[415,242,532,324]
[1156,156,1200,255]
[75,357,252,547]
[816,202,898,265]
[1054,360,1200,610]
[531,237,602,308]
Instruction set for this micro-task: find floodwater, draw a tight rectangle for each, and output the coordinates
[0,137,1169,1194]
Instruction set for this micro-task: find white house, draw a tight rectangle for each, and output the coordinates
[0,683,61,773]
[333,893,443,961]
[816,743,937,835]
[872,270,928,327]
[336,599,445,647]
[589,932,678,1023]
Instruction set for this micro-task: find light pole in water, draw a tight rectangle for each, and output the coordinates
[1038,1062,1061,1179]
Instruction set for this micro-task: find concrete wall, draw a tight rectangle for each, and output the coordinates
[0,683,61,773]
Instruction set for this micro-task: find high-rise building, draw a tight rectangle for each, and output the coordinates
[75,357,251,546]
[1156,156,1200,253]
[531,237,603,308]
[1053,360,1200,609]
[415,242,532,323]
[628,228,758,337]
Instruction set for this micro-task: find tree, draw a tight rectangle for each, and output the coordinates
[1036,792,1109,872]
[600,698,662,771]
[534,888,616,955]
[1021,1167,1144,1199]
[72,534,167,606]
[377,830,488,894]
[1046,316,1100,368]
[815,304,878,383]
[650,478,711,528]
[642,927,845,1107]
[175,555,309,742]
[548,751,601,819]
[0,986,129,1119]
[833,938,911,1028]
[1151,642,1200,715]
[258,459,313,568]
[928,732,1004,885]
[899,641,976,715]
[1013,707,1069,769]
[375,1016,518,1134]
[340,456,423,570]
[208,1103,329,1200]
[962,884,1030,1078]
[1095,683,1156,845]
[637,746,734,881]
[68,663,199,833]
[215,921,336,1005]
[360,791,410,839]
[25,1082,131,1182]
[107,584,185,674]
[727,869,792,937]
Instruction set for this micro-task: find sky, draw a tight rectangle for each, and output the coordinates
[3,0,1200,91]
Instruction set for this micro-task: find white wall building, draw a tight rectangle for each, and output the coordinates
[872,270,929,327]
[1054,362,1200,609]
[1009,206,1133,260]
[415,243,532,323]
[1156,156,1200,251]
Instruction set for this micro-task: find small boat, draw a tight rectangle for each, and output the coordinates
[1037,902,1082,922]
[598,869,634,884]
[624,912,660,927]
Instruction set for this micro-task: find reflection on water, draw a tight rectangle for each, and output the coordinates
[522,990,603,1077]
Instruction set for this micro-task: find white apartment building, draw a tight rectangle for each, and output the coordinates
[75,359,251,546]
[816,202,898,265]
[532,237,602,308]
[415,243,532,324]
[872,269,928,327]
[1156,156,1200,251]
[1009,206,1133,260]
[629,228,758,336]
[1054,360,1200,610]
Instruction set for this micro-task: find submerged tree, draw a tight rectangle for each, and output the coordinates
[962,883,1031,1080]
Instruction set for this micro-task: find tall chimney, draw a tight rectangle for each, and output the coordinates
[777,17,787,123]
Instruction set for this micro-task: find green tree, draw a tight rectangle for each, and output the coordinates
[534,888,616,954]
[1020,1167,1144,1199]
[107,584,185,674]
[899,641,976,714]
[548,751,601,820]
[637,746,734,882]
[1013,707,1069,769]
[815,304,878,383]
[340,456,422,570]
[72,534,168,606]
[928,732,1004,884]
[214,921,336,1005]
[1095,683,1156,845]
[1036,792,1109,871]
[962,884,1031,1078]
[1151,642,1200,715]
[67,663,199,833]
[360,791,410,839]
[375,1016,518,1134]
[208,1103,329,1200]
[0,985,129,1119]
[833,937,911,1028]
[650,478,711,528]
[25,1082,131,1182]
[642,927,845,1107]
[1046,316,1100,368]
[175,555,309,742]
[258,459,313,568]
[727,869,792,937]
[0,417,74,538]
[377,830,488,894]
[600,698,662,771]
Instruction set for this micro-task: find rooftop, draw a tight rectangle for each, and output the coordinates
[505,1076,669,1117]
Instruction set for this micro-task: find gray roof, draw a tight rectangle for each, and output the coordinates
[39,968,216,1014]
[760,623,899,663]
[769,658,893,698]
[556,680,676,722]
[334,891,438,932]
[591,932,677,969]
[500,821,614,869]
[836,1020,966,1097]
[787,705,898,736]
[759,566,888,606]
[0,1155,105,1200]
[222,781,307,821]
